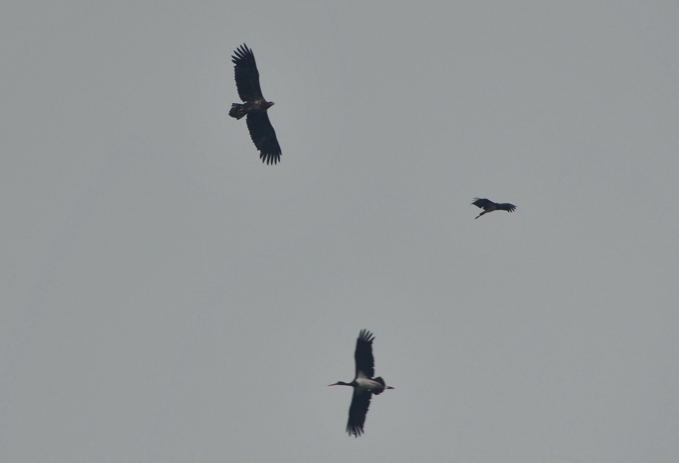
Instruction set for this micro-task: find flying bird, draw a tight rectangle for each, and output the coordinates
[329,329,394,437]
[472,197,517,219]
[229,43,281,165]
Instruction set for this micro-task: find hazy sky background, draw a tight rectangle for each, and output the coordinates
[2,1,679,462]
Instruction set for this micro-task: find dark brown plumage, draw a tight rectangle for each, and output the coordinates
[472,197,517,219]
[229,44,281,165]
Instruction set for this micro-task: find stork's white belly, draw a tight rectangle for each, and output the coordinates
[355,377,383,392]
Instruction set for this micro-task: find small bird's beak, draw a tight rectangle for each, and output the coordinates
[386,386,395,389]
[328,382,338,386]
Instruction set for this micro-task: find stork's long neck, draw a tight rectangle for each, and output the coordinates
[329,381,354,387]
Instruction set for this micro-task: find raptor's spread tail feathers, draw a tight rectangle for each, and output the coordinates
[229,103,247,119]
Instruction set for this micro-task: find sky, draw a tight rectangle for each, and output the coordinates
[2,1,679,462]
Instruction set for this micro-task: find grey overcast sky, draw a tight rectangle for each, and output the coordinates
[2,1,679,462]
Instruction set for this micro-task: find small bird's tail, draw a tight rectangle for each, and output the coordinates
[229,103,247,119]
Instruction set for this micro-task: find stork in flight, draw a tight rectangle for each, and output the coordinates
[329,329,394,437]
[471,197,517,219]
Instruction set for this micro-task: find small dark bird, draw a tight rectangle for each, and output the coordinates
[472,197,517,219]
[329,329,394,437]
[229,44,281,165]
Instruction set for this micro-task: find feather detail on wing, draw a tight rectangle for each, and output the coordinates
[246,112,281,165]
[347,389,372,437]
[232,44,264,102]
[354,329,375,379]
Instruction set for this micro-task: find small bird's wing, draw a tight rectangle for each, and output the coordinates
[232,44,264,102]
[246,112,281,165]
[496,203,517,213]
[472,198,496,211]
[347,389,372,437]
[354,329,375,379]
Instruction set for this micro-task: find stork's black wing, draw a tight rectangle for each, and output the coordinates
[246,112,281,165]
[354,329,375,379]
[347,389,372,437]
[496,203,517,213]
[231,44,264,102]
[472,198,497,211]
